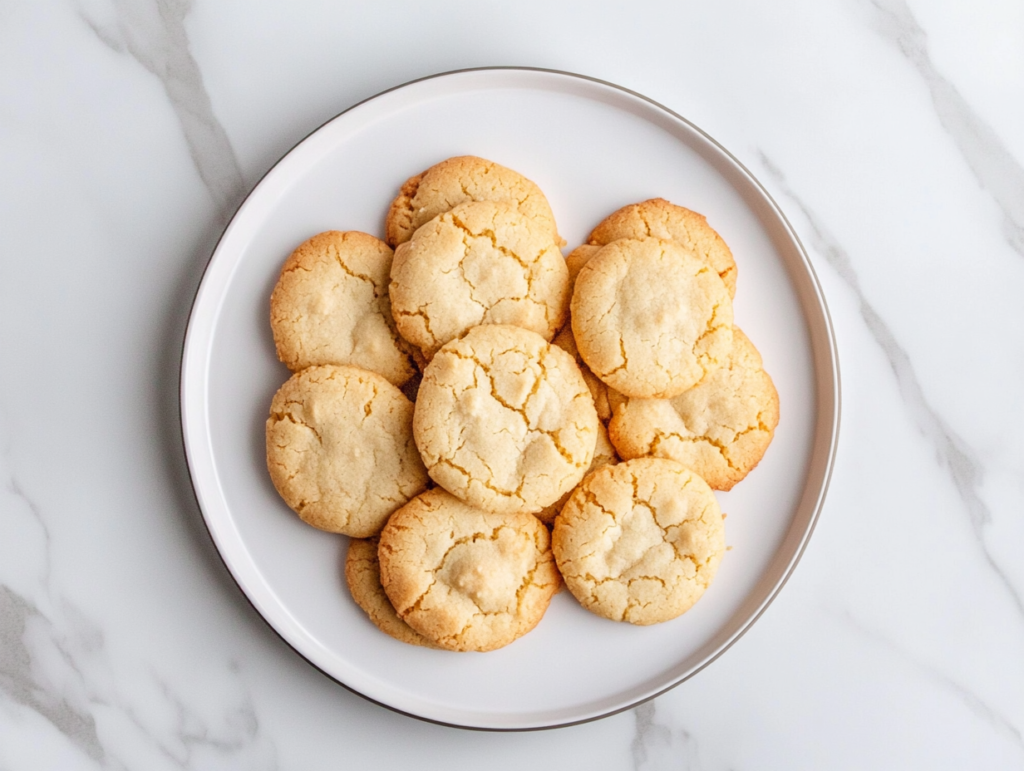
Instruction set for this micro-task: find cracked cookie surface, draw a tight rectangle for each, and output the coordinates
[536,421,618,525]
[266,365,428,537]
[571,237,734,399]
[378,488,561,652]
[413,325,599,516]
[389,200,569,359]
[552,243,627,423]
[551,313,625,424]
[552,457,725,625]
[345,537,439,648]
[609,327,779,491]
[270,231,415,386]
[587,198,737,297]
[384,155,562,247]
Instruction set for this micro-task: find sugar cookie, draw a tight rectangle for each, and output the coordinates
[413,325,598,516]
[266,365,428,537]
[389,201,569,358]
[379,488,561,652]
[270,231,415,386]
[552,458,725,625]
[571,237,734,399]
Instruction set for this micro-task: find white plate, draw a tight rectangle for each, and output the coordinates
[180,68,839,730]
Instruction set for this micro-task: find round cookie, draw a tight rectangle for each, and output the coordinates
[266,365,429,537]
[414,325,599,516]
[389,200,570,358]
[385,155,562,247]
[270,231,415,386]
[552,458,725,625]
[588,198,737,297]
[571,237,734,399]
[378,488,561,652]
[345,538,439,648]
[609,327,779,491]
[536,421,618,525]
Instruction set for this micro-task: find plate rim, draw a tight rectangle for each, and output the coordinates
[178,65,841,732]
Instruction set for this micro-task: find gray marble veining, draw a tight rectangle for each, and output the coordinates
[631,700,702,770]
[0,587,107,763]
[78,0,245,220]
[761,152,1024,621]
[839,608,1024,751]
[867,0,1024,255]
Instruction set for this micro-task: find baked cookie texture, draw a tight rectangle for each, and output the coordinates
[413,325,599,516]
[550,323,624,424]
[571,237,734,399]
[345,537,439,648]
[609,327,779,491]
[535,421,618,525]
[552,458,725,625]
[385,155,562,247]
[587,198,737,297]
[266,365,429,537]
[378,488,561,652]
[389,200,570,359]
[554,244,626,423]
[270,231,415,386]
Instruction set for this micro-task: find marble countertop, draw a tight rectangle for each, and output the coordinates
[2,1,1022,768]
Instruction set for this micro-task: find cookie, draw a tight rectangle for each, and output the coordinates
[551,322,624,423]
[571,237,734,399]
[378,488,561,652]
[413,324,599,516]
[385,155,562,247]
[552,458,725,625]
[587,198,737,297]
[609,327,779,491]
[270,231,415,386]
[535,421,618,525]
[565,244,602,286]
[389,200,569,359]
[345,538,439,648]
[266,365,429,537]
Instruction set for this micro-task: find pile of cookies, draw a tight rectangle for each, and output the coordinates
[265,156,779,652]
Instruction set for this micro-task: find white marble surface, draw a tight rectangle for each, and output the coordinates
[1,0,1022,767]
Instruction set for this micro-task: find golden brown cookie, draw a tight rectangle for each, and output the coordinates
[588,198,737,297]
[413,325,599,516]
[385,155,562,247]
[389,200,570,359]
[270,231,415,386]
[552,458,725,625]
[609,327,779,491]
[378,488,561,652]
[345,538,439,648]
[571,237,734,399]
[266,365,429,537]
[535,421,618,525]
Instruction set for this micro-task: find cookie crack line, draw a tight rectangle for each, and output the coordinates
[435,458,528,503]
[327,249,378,289]
[268,411,322,444]
[449,211,540,271]
[649,428,744,472]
